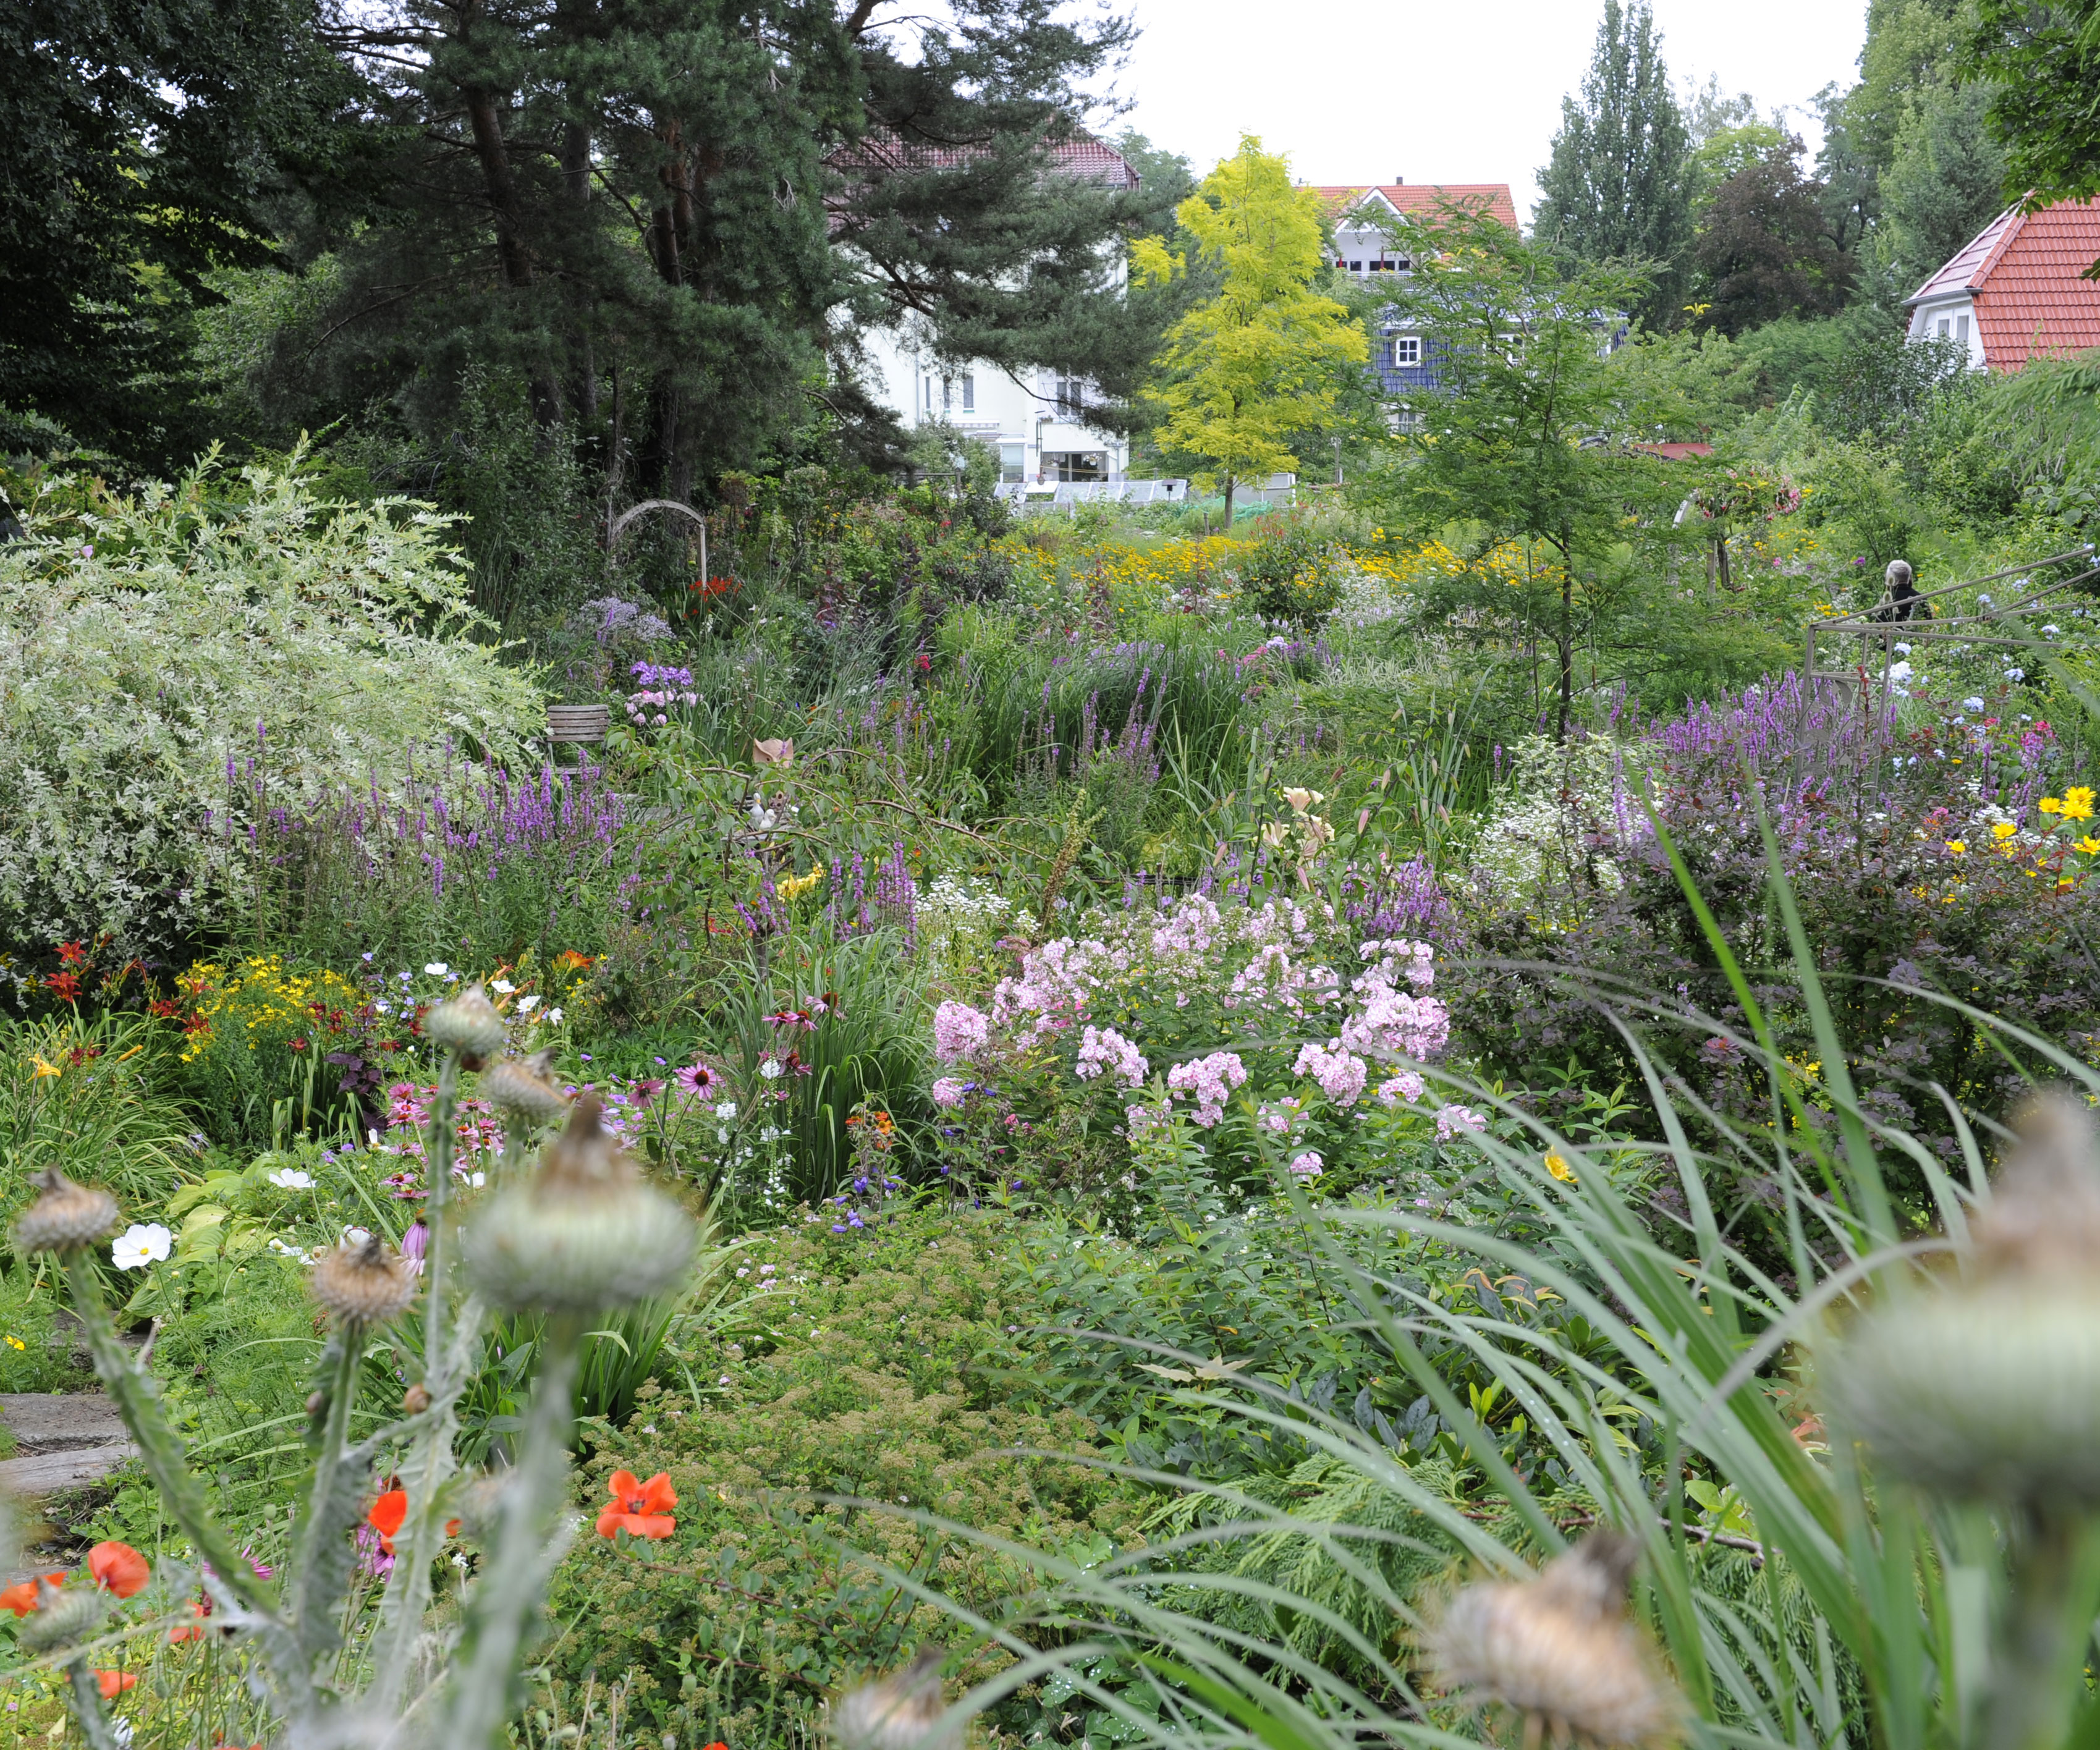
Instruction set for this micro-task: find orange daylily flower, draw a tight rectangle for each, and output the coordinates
[95,1671,138,1699]
[88,1540,151,1599]
[0,1573,64,1616]
[596,1469,677,1539]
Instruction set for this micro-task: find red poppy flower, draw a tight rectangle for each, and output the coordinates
[704,1742,729,1750]
[0,1574,64,1616]
[95,1670,137,1699]
[369,1488,408,1554]
[596,1469,677,1539]
[170,1599,210,1643]
[88,1541,151,1599]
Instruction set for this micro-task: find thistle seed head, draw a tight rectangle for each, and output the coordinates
[426,984,507,1066]
[462,1097,696,1313]
[1428,1534,1677,1748]
[18,1578,104,1655]
[480,1050,568,1124]
[1826,1093,2100,1504]
[310,1235,417,1327]
[832,1648,956,1750]
[12,1167,120,1254]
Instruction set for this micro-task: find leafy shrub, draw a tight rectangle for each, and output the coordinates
[1233,524,1342,628]
[0,450,541,955]
[541,1207,1146,1746]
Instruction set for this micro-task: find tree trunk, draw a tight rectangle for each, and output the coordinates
[1221,473,1235,529]
[563,119,599,422]
[463,87,561,426]
[1557,565,1575,743]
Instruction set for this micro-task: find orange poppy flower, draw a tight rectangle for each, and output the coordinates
[596,1469,677,1539]
[95,1670,138,1699]
[369,1487,408,1554]
[367,1488,459,1554]
[170,1599,211,1644]
[704,1741,729,1750]
[0,1574,64,1616]
[88,1540,151,1599]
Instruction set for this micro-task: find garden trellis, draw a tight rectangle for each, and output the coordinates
[1792,541,2100,776]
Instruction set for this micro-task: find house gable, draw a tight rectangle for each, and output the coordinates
[1907,198,2100,371]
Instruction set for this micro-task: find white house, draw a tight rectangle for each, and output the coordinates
[847,136,1141,483]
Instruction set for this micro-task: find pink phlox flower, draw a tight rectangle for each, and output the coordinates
[933,1000,992,1065]
[1075,1026,1148,1088]
[1434,1102,1488,1141]
[1289,1151,1324,1178]
[1258,1097,1307,1135]
[930,1076,967,1109]
[1293,1041,1367,1109]
[1166,1050,1248,1127]
[1375,1072,1426,1108]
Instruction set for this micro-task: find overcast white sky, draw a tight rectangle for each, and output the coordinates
[1103,0,1871,219]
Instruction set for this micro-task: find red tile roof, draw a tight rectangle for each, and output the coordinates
[1908,198,2100,370]
[827,132,1140,190]
[1311,183,1519,229]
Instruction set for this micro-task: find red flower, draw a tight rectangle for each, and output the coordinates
[704,1742,729,1750]
[596,1469,677,1539]
[366,1488,457,1553]
[0,1573,64,1615]
[170,1599,210,1642]
[95,1670,137,1700]
[55,941,87,966]
[45,971,80,1002]
[914,652,931,672]
[290,1038,308,1052]
[88,1540,151,1598]
[368,1487,407,1554]
[149,998,181,1019]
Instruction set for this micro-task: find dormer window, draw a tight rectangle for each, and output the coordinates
[1391,336,1421,366]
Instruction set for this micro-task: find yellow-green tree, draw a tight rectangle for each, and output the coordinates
[1135,136,1366,521]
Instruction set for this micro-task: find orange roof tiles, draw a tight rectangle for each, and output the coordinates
[1311,184,1518,228]
[1909,199,2100,371]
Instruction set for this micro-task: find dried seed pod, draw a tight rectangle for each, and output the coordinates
[310,1235,417,1328]
[481,1050,568,1124]
[18,1578,105,1655]
[1825,1092,2100,1505]
[462,1098,695,1314]
[12,1167,120,1254]
[832,1647,955,1750]
[1429,1534,1677,1748]
[426,984,507,1067]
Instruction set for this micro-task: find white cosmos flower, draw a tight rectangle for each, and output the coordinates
[267,1167,315,1190]
[112,1223,172,1270]
[425,962,449,976]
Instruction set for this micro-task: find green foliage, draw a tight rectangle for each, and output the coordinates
[1534,0,1693,326]
[1231,523,1343,630]
[0,0,359,468]
[1137,137,1368,517]
[541,1207,1147,1744]
[0,451,541,957]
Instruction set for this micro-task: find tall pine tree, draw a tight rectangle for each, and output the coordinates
[1534,0,1691,327]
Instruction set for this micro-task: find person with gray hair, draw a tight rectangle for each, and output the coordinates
[1873,558,1931,622]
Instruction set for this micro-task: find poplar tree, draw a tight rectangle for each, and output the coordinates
[1535,0,1691,326]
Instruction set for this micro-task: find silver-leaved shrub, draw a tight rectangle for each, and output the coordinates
[0,449,542,955]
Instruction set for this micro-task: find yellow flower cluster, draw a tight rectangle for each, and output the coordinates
[776,866,825,902]
[2038,787,2097,824]
[177,955,361,1062]
[1376,538,1570,592]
